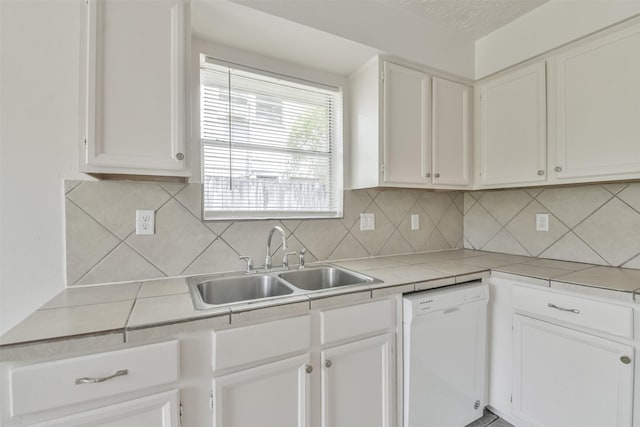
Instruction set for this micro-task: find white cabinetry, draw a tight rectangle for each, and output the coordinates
[213,354,311,427]
[476,62,547,187]
[26,391,179,427]
[211,297,397,427]
[350,56,472,190]
[513,315,633,427]
[382,62,430,186]
[432,77,471,186]
[3,341,180,427]
[550,22,640,182]
[487,274,639,427]
[81,0,189,177]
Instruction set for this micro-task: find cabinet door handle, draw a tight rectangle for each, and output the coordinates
[621,356,632,365]
[537,170,545,176]
[434,173,440,178]
[554,166,562,172]
[176,152,185,161]
[305,364,313,374]
[75,369,128,385]
[325,360,333,368]
[547,303,580,314]
[425,172,431,178]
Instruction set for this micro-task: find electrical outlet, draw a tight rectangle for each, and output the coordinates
[411,214,420,230]
[536,213,549,232]
[360,213,375,231]
[136,210,155,235]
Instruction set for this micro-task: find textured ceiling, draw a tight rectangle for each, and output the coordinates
[390,0,548,39]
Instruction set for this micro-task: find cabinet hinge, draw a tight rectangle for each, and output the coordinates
[381,163,385,174]
[381,71,385,82]
[83,138,87,149]
[209,390,214,412]
[179,401,184,423]
[510,394,513,403]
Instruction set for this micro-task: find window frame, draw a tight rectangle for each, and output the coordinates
[198,55,344,221]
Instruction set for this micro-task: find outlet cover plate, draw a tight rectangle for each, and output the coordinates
[360,213,375,231]
[536,213,549,232]
[136,210,155,235]
[411,214,420,230]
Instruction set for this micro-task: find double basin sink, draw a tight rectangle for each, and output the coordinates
[188,266,381,310]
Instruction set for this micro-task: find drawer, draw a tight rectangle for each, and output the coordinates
[321,298,394,345]
[213,315,310,371]
[512,286,632,338]
[10,340,179,416]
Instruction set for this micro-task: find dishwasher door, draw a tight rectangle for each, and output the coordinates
[403,286,488,427]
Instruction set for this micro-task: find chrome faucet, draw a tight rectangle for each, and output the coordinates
[264,226,288,270]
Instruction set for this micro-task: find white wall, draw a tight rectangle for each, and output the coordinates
[0,0,85,335]
[476,0,640,78]
[232,0,476,79]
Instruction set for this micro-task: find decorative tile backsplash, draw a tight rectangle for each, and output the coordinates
[65,181,463,286]
[464,183,640,269]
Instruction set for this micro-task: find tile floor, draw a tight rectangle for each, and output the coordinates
[466,409,515,427]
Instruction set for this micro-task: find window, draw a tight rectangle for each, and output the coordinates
[200,56,343,220]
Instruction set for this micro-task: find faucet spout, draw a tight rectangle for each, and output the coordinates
[265,226,288,270]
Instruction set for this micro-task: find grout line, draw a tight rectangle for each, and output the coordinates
[72,241,124,286]
[121,241,169,278]
[179,237,219,275]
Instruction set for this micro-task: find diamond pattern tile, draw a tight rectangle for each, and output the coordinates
[537,185,612,228]
[350,203,396,255]
[478,189,532,224]
[65,181,463,285]
[126,199,216,275]
[65,200,119,285]
[574,198,640,266]
[293,219,349,260]
[617,183,640,213]
[374,190,416,226]
[539,232,608,265]
[67,181,170,239]
[483,229,529,256]
[464,203,502,249]
[342,189,373,228]
[506,201,569,256]
[415,191,453,224]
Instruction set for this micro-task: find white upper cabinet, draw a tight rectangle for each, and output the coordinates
[551,22,640,181]
[382,62,430,186]
[350,56,472,190]
[476,61,547,187]
[432,77,471,186]
[81,0,189,177]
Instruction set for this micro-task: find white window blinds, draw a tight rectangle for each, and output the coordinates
[200,58,342,220]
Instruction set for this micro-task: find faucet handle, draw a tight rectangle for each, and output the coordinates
[239,256,255,274]
[282,251,297,269]
[298,248,307,270]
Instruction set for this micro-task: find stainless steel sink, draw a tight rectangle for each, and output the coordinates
[188,274,296,309]
[278,266,379,291]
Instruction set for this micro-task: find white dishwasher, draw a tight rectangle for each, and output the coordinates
[403,281,489,427]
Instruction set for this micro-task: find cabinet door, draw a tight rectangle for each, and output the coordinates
[477,62,547,186]
[213,354,311,427]
[513,315,633,427]
[382,62,430,186]
[553,23,640,180]
[27,390,179,427]
[321,333,394,427]
[83,0,188,175]
[432,77,471,186]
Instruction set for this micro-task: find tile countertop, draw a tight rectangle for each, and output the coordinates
[3,249,640,357]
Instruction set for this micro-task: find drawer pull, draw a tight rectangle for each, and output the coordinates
[75,369,128,385]
[548,303,580,314]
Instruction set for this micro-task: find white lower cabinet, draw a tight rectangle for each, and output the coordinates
[210,297,398,427]
[213,354,311,427]
[26,390,180,427]
[512,315,633,427]
[321,334,394,427]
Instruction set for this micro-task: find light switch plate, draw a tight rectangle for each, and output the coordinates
[360,213,375,231]
[411,214,420,230]
[536,213,549,232]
